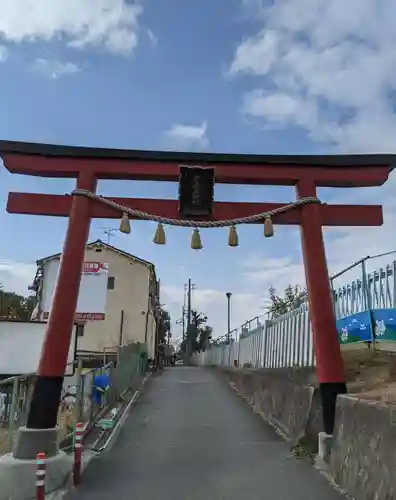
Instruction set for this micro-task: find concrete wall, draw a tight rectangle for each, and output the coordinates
[223,367,320,443]
[223,366,396,500]
[330,395,396,500]
[41,244,157,358]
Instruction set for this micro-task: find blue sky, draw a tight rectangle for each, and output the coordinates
[0,0,396,342]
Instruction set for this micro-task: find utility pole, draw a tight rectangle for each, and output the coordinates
[175,289,187,342]
[187,278,192,330]
[226,292,232,343]
[182,287,187,341]
[185,278,196,329]
[185,278,195,362]
[181,306,186,341]
[176,306,185,342]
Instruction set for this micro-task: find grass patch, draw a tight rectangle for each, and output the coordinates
[291,436,316,463]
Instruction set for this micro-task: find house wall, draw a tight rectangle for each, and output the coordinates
[40,244,157,359]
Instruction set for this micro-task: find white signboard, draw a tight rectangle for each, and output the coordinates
[0,321,77,376]
[42,260,108,321]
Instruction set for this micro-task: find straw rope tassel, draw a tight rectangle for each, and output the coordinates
[119,213,131,234]
[153,222,166,244]
[228,225,239,247]
[191,228,203,250]
[264,216,274,238]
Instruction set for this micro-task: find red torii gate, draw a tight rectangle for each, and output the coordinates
[1,140,394,454]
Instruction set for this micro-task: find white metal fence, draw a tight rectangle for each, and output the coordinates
[333,262,396,317]
[194,258,396,369]
[194,306,313,369]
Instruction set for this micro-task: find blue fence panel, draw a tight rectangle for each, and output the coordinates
[372,309,396,342]
[336,310,373,345]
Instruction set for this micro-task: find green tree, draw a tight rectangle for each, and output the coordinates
[184,310,213,354]
[157,306,171,345]
[267,285,307,319]
[196,325,213,352]
[0,284,36,320]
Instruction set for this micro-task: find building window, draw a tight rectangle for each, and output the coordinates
[76,324,85,337]
[95,248,102,253]
[107,277,115,290]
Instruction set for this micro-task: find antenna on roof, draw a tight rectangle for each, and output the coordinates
[102,227,120,244]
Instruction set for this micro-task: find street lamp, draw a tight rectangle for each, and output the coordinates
[226,293,232,342]
[226,293,232,365]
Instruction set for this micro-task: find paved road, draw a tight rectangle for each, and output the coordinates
[68,367,345,500]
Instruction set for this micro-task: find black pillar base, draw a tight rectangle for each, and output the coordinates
[26,376,64,429]
[320,381,347,435]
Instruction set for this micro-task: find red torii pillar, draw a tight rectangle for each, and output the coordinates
[1,141,393,456]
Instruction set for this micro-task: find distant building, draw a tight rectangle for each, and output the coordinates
[29,240,160,359]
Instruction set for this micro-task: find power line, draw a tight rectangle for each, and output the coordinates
[0,260,37,265]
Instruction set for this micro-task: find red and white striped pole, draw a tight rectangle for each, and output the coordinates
[36,452,46,500]
[73,422,84,486]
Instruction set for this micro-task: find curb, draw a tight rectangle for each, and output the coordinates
[97,372,151,453]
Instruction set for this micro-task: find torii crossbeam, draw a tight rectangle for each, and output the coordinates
[1,140,394,459]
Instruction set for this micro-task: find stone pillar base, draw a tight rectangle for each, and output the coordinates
[0,451,72,500]
[317,431,334,465]
[13,426,60,459]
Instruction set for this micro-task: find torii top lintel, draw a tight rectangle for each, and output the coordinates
[0,140,395,187]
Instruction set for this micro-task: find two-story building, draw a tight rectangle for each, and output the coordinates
[29,239,160,359]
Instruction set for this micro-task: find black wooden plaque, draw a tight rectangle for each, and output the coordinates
[178,166,214,217]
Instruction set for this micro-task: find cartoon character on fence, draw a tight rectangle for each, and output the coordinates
[341,327,349,343]
[375,320,386,338]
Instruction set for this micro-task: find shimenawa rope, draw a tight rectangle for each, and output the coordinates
[71,189,321,228]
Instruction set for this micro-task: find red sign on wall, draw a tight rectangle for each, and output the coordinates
[43,312,105,321]
[42,260,108,322]
[83,262,108,274]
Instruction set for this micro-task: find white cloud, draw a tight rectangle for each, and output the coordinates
[0,0,142,57]
[0,45,8,62]
[230,0,396,152]
[162,121,209,151]
[243,254,305,294]
[34,59,80,79]
[242,90,319,131]
[221,0,396,331]
[0,261,36,297]
[241,170,396,296]
[229,30,279,76]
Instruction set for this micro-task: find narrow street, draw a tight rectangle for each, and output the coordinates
[68,367,344,500]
